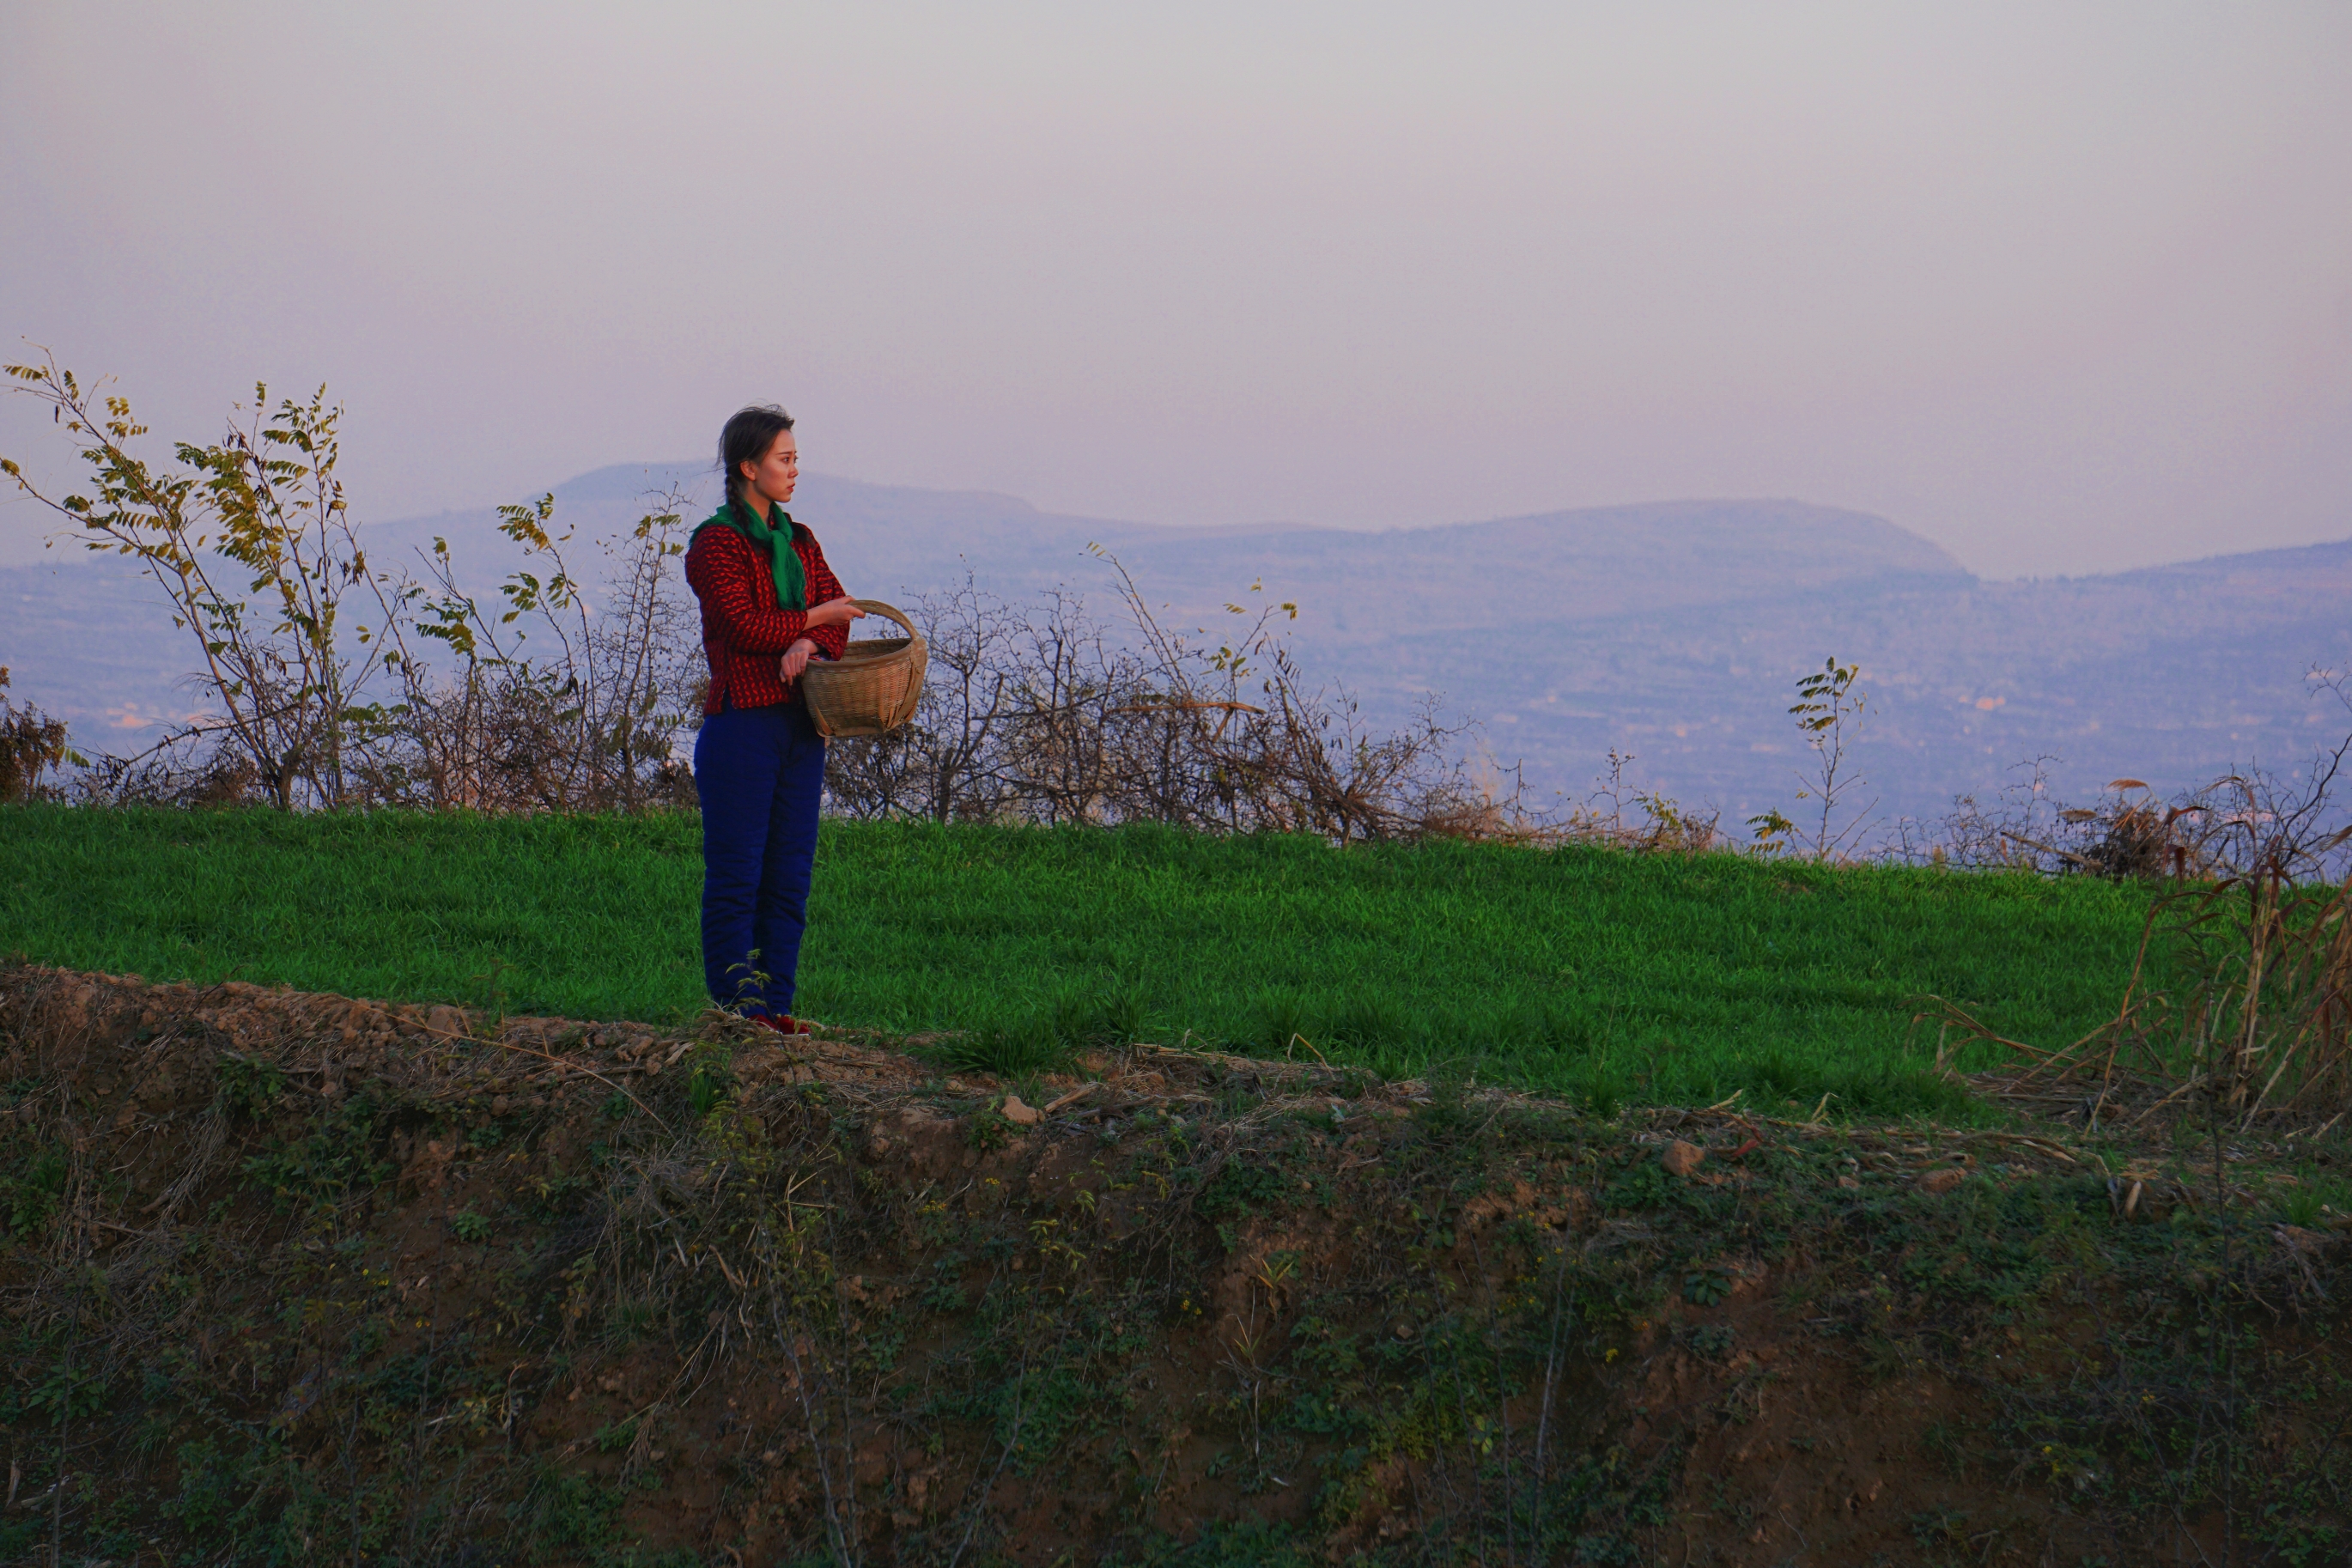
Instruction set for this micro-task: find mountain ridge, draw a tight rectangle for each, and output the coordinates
[5,465,2345,826]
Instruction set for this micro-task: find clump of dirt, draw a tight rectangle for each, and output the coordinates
[3,963,2350,1565]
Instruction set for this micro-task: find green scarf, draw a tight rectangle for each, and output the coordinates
[692,498,806,611]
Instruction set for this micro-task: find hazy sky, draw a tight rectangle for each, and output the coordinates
[3,1,2348,577]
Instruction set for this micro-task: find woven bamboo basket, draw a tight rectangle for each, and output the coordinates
[800,599,927,738]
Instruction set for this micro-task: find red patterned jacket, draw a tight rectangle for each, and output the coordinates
[684,519,851,714]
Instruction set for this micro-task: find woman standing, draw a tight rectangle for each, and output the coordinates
[685,404,865,1034]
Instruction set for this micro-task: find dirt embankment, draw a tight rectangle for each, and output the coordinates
[2,963,2349,1566]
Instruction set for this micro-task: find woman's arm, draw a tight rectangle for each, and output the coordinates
[796,532,854,662]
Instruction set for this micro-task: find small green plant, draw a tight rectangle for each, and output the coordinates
[1578,1062,1630,1121]
[452,1209,490,1243]
[1747,807,1796,854]
[26,1363,108,1425]
[2280,1184,2328,1226]
[967,1105,1012,1151]
[1328,994,1413,1054]
[468,955,515,1035]
[242,1093,392,1211]
[216,1055,285,1121]
[1251,988,1315,1055]
[1048,977,1149,1049]
[684,1042,734,1120]
[920,1275,967,1315]
[1683,1267,1732,1307]
[1921,1419,1974,1479]
[1633,790,1716,853]
[2,1145,68,1236]
[518,1466,627,1563]
[1684,1322,1735,1359]
[1253,1249,1301,1295]
[1909,1508,1970,1547]
[1197,1154,1291,1222]
[944,1021,1066,1079]
[1786,654,1874,860]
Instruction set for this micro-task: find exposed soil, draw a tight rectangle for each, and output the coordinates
[3,963,2349,1565]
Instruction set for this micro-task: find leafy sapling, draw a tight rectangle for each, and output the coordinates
[1787,656,1877,860]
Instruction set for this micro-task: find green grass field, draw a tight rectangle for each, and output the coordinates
[1,805,2164,1117]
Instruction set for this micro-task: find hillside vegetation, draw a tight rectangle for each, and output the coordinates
[2,964,2345,1565]
[0,806,2165,1116]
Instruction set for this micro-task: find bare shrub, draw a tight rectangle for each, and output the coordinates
[1936,674,2352,1123]
[1620,792,1725,854]
[1917,764,2201,878]
[2157,684,2352,1120]
[819,574,1030,824]
[1904,756,2067,871]
[824,553,1534,843]
[360,492,704,812]
[2166,859,2352,1123]
[1554,748,1724,854]
[2055,785,2179,879]
[1913,672,2352,884]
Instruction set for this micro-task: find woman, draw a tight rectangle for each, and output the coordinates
[685,404,865,1034]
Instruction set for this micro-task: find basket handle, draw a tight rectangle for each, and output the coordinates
[841,598,920,642]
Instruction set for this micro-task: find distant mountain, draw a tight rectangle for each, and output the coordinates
[6,465,2347,827]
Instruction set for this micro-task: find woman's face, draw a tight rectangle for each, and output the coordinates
[740,431,799,507]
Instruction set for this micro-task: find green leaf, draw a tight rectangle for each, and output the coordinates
[1683,1268,1731,1307]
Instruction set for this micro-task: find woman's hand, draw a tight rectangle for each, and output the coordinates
[804,598,866,630]
[780,638,820,684]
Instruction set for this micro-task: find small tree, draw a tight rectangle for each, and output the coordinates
[4,354,705,813]
[3,350,400,809]
[1786,655,1875,860]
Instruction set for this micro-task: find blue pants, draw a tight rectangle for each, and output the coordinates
[693,701,826,1018]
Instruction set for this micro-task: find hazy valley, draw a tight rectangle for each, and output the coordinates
[8,462,2348,829]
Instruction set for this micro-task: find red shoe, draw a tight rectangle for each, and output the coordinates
[755,1014,811,1037]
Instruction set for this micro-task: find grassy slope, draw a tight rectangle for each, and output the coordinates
[0,805,2161,1114]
